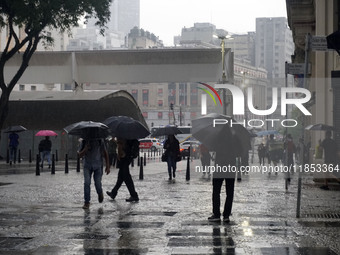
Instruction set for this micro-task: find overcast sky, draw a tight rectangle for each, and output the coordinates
[140,0,288,46]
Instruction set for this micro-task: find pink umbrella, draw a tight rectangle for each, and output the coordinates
[35,130,58,136]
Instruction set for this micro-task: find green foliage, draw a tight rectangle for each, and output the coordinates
[0,0,112,36]
[0,0,112,130]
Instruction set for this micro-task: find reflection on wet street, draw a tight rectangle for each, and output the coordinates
[0,159,339,254]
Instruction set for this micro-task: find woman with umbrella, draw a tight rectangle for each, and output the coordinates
[163,134,180,180]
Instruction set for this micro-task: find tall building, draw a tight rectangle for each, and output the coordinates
[255,17,294,120]
[225,32,256,66]
[87,0,140,37]
[255,17,294,81]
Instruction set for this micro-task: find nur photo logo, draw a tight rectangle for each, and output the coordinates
[198,82,223,115]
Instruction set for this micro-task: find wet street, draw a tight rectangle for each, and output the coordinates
[0,157,339,254]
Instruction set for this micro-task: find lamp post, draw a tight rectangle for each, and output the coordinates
[241,71,249,123]
[215,34,233,115]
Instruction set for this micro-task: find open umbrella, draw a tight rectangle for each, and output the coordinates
[151,125,182,137]
[192,113,233,152]
[4,125,27,133]
[64,121,109,139]
[305,124,334,131]
[103,116,150,139]
[256,130,279,136]
[35,130,58,136]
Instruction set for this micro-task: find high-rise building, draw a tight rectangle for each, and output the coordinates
[87,0,140,36]
[255,17,294,120]
[255,17,294,81]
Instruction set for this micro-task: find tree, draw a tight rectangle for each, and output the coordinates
[0,0,112,132]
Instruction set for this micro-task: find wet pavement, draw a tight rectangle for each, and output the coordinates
[0,156,339,255]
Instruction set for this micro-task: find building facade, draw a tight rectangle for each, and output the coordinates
[286,0,340,152]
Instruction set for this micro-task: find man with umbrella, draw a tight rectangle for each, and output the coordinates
[78,132,110,209]
[103,116,149,202]
[64,121,111,209]
[8,132,19,165]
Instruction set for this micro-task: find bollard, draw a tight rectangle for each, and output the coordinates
[186,156,190,181]
[139,157,144,180]
[6,149,9,164]
[237,158,242,181]
[144,153,146,166]
[18,149,21,163]
[29,149,32,163]
[76,156,80,172]
[55,150,58,162]
[51,154,55,174]
[36,154,40,176]
[65,154,69,174]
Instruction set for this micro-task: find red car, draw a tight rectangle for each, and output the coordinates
[139,138,162,152]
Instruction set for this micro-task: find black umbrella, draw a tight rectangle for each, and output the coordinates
[192,113,233,152]
[103,116,150,139]
[64,121,109,139]
[305,124,334,131]
[327,30,340,56]
[4,125,27,133]
[151,125,182,137]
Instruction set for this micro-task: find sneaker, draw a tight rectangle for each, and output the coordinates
[208,215,221,222]
[126,196,139,202]
[106,191,116,200]
[320,185,329,190]
[98,192,104,203]
[82,203,90,209]
[223,217,230,223]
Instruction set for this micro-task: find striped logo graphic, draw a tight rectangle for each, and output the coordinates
[198,82,222,106]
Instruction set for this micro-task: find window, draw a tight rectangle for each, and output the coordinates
[158,112,163,119]
[158,100,163,107]
[158,88,163,97]
[31,86,36,91]
[19,85,25,91]
[142,89,149,106]
[131,89,138,101]
[142,112,148,118]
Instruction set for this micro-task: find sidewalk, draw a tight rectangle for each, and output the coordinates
[0,157,339,255]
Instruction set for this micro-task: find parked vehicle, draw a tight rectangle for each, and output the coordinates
[180,141,200,158]
[139,138,162,151]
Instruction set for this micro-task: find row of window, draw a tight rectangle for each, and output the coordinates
[142,112,197,119]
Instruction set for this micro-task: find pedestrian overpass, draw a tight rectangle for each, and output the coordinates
[4,48,231,129]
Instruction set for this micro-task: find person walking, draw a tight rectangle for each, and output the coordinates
[78,138,110,209]
[107,137,118,167]
[320,130,338,190]
[284,134,296,182]
[200,143,211,176]
[106,138,139,202]
[8,132,19,165]
[257,143,266,165]
[38,136,52,169]
[163,135,180,180]
[208,136,238,223]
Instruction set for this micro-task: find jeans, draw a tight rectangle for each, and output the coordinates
[40,150,51,166]
[167,156,177,177]
[83,166,103,203]
[9,146,17,163]
[212,178,235,217]
[111,157,138,198]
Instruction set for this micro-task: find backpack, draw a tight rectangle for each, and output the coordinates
[127,139,140,159]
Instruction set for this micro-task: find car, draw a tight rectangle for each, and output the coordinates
[138,138,162,152]
[180,141,200,158]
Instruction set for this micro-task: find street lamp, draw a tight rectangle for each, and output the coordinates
[215,34,233,115]
[241,71,249,123]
